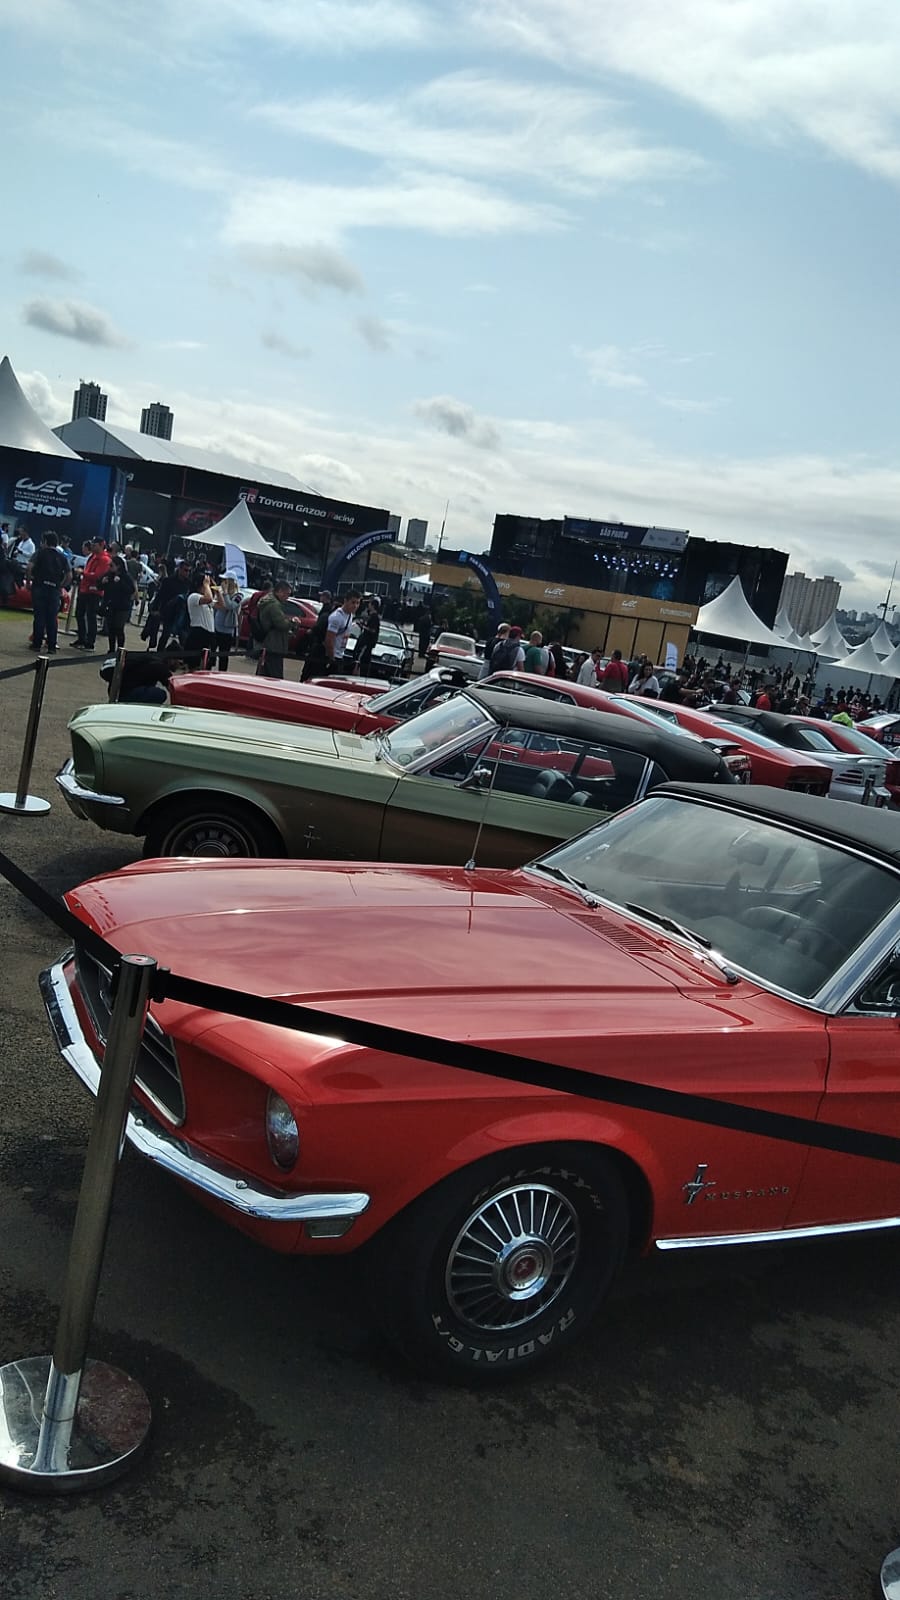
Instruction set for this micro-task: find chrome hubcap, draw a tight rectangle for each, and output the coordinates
[174,822,251,858]
[445,1183,580,1333]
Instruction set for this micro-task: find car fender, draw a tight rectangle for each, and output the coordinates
[135,778,288,840]
[363,1105,665,1247]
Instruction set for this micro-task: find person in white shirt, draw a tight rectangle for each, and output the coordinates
[12,533,35,573]
[325,591,361,673]
[577,648,603,687]
[185,573,217,665]
[629,662,661,698]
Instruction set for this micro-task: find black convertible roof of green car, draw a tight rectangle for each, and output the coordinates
[463,688,729,781]
[656,782,900,869]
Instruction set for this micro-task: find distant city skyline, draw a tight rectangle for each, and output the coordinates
[6,2,900,614]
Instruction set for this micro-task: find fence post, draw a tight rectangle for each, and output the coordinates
[0,657,52,816]
[0,955,156,1491]
[109,649,127,704]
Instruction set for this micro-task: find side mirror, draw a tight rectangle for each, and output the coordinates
[461,766,492,791]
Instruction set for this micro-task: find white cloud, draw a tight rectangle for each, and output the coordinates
[256,71,707,194]
[173,0,433,52]
[576,344,646,390]
[17,369,61,424]
[472,1,900,185]
[22,297,131,348]
[224,174,563,251]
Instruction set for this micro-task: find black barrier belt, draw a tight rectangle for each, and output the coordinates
[3,842,900,1168]
[0,655,112,684]
[0,847,117,971]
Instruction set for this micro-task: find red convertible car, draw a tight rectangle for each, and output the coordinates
[169,666,478,733]
[623,700,833,794]
[42,785,900,1383]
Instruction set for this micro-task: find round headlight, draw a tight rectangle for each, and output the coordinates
[266,1091,299,1170]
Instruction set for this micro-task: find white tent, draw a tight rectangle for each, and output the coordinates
[867,620,895,657]
[773,604,800,643]
[832,635,890,675]
[181,498,283,560]
[693,576,785,648]
[876,640,900,678]
[0,355,80,458]
[810,613,847,658]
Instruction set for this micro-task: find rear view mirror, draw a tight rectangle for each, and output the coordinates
[461,766,492,791]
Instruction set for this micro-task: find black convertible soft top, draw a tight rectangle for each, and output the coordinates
[656,782,900,868]
[464,688,728,782]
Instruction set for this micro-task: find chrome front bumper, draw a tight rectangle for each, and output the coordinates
[56,758,126,810]
[41,960,370,1233]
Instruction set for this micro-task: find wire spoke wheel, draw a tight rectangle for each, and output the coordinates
[445,1183,580,1334]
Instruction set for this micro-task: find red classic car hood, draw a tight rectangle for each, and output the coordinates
[65,860,747,1043]
[171,673,369,718]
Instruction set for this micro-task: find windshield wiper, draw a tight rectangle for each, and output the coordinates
[623,903,740,984]
[529,863,601,908]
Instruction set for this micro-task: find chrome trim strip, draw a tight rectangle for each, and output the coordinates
[40,961,370,1229]
[656,1214,900,1251]
[56,759,125,807]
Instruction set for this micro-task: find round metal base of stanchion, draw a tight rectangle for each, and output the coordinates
[0,794,51,816]
[882,1550,900,1597]
[0,1357,151,1493]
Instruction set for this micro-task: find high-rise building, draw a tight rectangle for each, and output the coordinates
[778,571,841,636]
[140,401,174,440]
[71,380,107,422]
[406,518,428,550]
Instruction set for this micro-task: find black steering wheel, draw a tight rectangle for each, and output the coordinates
[741,905,846,969]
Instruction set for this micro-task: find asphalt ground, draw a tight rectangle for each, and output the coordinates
[0,603,898,1600]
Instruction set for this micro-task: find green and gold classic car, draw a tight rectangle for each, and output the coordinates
[57,687,735,865]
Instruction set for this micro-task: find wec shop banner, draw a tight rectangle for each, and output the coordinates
[0,444,125,548]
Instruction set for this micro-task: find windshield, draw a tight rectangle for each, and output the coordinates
[533,795,899,1000]
[378,624,406,649]
[437,634,476,652]
[382,694,492,768]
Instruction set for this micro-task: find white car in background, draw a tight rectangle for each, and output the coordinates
[425,631,482,680]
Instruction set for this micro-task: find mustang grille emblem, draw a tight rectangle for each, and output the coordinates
[682,1163,716,1206]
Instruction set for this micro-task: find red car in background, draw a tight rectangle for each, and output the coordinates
[619,699,833,794]
[239,592,321,654]
[170,666,474,733]
[7,577,72,616]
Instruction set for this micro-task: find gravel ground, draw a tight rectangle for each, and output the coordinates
[0,604,898,1600]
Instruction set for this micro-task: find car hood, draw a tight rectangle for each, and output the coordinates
[65,859,749,1045]
[71,702,380,765]
[172,674,370,717]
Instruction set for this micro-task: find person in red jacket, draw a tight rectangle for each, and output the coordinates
[599,649,629,691]
[754,688,772,710]
[72,539,111,650]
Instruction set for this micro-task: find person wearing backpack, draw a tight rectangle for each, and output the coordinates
[489,625,525,674]
[301,589,333,681]
[28,531,71,654]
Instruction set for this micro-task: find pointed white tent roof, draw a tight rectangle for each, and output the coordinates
[832,635,891,675]
[773,604,800,642]
[876,640,900,678]
[0,355,80,457]
[810,613,847,657]
[868,620,894,657]
[693,576,784,648]
[182,497,283,560]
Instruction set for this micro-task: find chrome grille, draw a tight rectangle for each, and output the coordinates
[74,949,185,1125]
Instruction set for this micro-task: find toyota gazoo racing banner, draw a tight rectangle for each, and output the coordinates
[0,446,125,548]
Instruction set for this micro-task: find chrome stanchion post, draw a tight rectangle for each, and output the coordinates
[0,955,156,1492]
[0,657,52,815]
[200,647,210,670]
[109,648,127,704]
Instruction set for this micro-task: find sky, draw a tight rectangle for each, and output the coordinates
[3,0,900,614]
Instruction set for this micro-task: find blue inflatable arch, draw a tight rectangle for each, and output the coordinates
[322,534,503,629]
